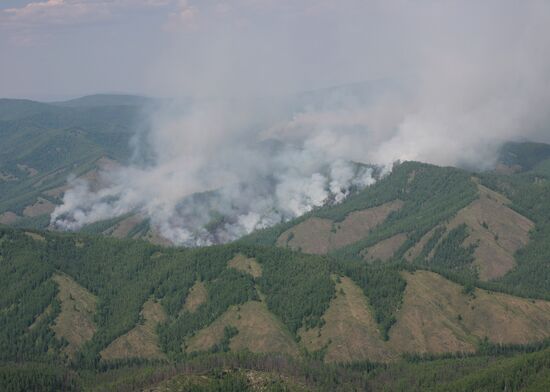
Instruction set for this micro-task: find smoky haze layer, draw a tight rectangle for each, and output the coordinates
[51,1,550,245]
[50,94,380,245]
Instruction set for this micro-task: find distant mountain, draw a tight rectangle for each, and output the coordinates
[0,98,61,121]
[497,141,550,174]
[53,94,155,108]
[0,96,155,229]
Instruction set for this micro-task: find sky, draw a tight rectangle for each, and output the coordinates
[0,0,413,100]
[3,0,546,101]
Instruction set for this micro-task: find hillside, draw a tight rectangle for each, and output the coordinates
[3,145,550,358]
[0,96,154,230]
[4,150,550,358]
[2,106,550,390]
[1,218,550,390]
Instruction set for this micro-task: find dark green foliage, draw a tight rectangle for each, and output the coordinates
[335,258,406,340]
[429,224,477,273]
[330,161,478,262]
[252,247,334,334]
[0,226,334,365]
[0,363,81,392]
[479,173,550,300]
[0,97,153,220]
[498,141,550,171]
[435,348,550,392]
[415,226,445,262]
[81,347,550,392]
[160,269,257,356]
[11,214,51,230]
[0,229,62,362]
[210,326,239,354]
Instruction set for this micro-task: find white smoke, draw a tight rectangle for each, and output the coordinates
[50,1,550,245]
[50,97,379,245]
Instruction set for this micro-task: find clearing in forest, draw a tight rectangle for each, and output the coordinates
[51,274,97,359]
[277,200,403,254]
[101,299,167,360]
[228,254,262,278]
[299,276,394,363]
[388,271,550,354]
[185,301,299,357]
[183,281,208,313]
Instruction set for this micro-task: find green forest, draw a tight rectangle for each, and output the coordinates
[2,133,550,390]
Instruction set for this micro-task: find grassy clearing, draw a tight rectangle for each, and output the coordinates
[52,274,98,359]
[445,184,534,280]
[300,276,395,363]
[185,301,299,357]
[22,197,55,217]
[0,211,19,224]
[277,201,403,255]
[409,183,534,280]
[388,271,550,355]
[404,226,440,262]
[182,281,208,313]
[110,214,144,238]
[228,254,262,278]
[24,231,45,241]
[101,299,167,360]
[363,233,407,262]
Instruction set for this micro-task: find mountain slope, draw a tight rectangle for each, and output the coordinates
[2,220,550,366]
[0,96,153,229]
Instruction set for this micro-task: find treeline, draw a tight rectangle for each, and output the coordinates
[435,347,550,392]
[479,173,550,300]
[4,348,548,392]
[425,224,477,277]
[0,363,80,392]
[333,257,405,340]
[330,161,478,263]
[250,246,334,333]
[0,229,63,362]
[159,269,257,356]
[0,227,334,366]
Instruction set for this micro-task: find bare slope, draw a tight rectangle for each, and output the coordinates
[363,233,407,263]
[277,200,403,254]
[300,276,394,363]
[51,274,97,358]
[405,182,533,280]
[110,214,145,238]
[185,301,299,357]
[183,281,208,313]
[388,271,550,355]
[101,299,167,360]
[228,254,263,278]
[450,183,534,280]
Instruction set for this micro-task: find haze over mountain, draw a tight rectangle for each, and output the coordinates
[2,1,550,391]
[2,1,550,246]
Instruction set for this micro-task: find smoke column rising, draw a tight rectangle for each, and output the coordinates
[51,1,550,245]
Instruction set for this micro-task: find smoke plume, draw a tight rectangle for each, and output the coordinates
[51,1,550,245]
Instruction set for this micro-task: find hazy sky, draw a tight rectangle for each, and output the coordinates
[0,0,407,99]
[3,0,547,101]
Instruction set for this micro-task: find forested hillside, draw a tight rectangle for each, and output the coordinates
[2,137,550,390]
[0,96,154,230]
[1,221,550,390]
